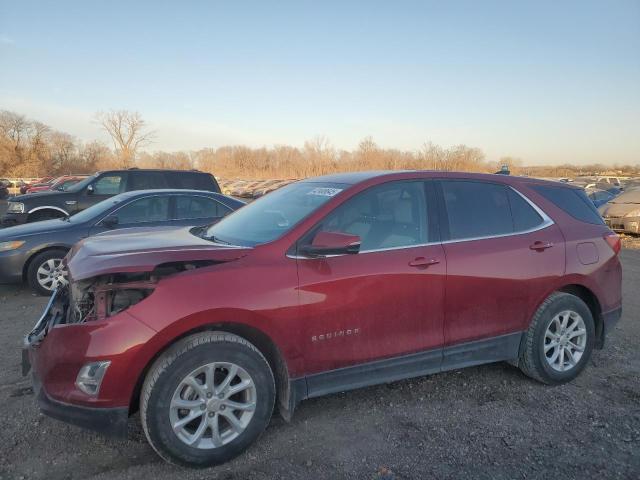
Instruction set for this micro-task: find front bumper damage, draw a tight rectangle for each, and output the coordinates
[23,288,132,437]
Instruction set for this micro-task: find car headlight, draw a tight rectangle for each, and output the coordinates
[7,202,25,213]
[624,209,640,218]
[0,240,25,252]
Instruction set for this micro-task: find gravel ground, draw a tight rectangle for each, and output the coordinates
[0,248,638,479]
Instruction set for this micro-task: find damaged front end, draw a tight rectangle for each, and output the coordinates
[26,260,216,347]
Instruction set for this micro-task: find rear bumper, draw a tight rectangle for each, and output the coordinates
[32,372,128,438]
[598,306,622,348]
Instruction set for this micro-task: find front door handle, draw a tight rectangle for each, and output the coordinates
[409,257,440,268]
[529,241,554,251]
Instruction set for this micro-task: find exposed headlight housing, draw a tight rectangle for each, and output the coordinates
[7,202,25,213]
[0,240,25,252]
[75,360,111,396]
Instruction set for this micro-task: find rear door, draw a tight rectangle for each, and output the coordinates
[128,171,168,191]
[296,180,446,375]
[437,180,565,359]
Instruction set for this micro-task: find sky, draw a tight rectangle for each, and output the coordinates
[0,0,639,165]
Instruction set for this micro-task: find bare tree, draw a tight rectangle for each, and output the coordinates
[95,110,155,168]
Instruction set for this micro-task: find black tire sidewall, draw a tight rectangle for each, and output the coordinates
[145,341,275,468]
[27,250,67,296]
[532,295,595,384]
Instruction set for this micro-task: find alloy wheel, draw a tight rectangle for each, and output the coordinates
[544,310,587,372]
[169,362,257,449]
[36,258,68,291]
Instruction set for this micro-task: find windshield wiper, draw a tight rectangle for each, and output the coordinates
[208,235,232,245]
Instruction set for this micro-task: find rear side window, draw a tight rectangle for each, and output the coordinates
[165,172,219,192]
[176,196,230,219]
[441,181,513,240]
[130,171,168,190]
[532,185,604,225]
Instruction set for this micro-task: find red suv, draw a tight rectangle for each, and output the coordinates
[23,171,622,467]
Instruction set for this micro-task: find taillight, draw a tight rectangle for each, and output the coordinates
[604,232,621,255]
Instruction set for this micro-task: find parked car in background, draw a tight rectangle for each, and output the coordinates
[230,180,262,198]
[599,188,640,235]
[0,189,243,295]
[585,187,616,208]
[0,180,9,200]
[222,180,248,196]
[1,169,221,227]
[22,171,622,467]
[26,175,88,194]
[21,177,54,194]
[596,176,623,187]
[251,179,296,198]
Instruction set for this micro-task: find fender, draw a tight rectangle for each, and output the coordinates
[27,205,69,216]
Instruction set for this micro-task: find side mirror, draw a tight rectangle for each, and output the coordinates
[299,231,361,257]
[101,215,119,228]
[86,184,94,195]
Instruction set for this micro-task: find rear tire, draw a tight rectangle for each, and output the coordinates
[140,332,275,468]
[519,292,595,384]
[27,249,69,296]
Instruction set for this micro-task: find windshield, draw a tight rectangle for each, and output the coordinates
[65,195,127,223]
[66,173,98,193]
[204,182,348,246]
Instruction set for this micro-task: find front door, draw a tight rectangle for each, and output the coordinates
[296,180,446,375]
[77,172,128,212]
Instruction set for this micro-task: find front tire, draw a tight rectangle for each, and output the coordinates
[519,292,595,384]
[27,249,69,296]
[140,332,276,468]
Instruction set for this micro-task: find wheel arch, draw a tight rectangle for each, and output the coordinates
[556,284,604,348]
[128,321,298,421]
[27,206,69,220]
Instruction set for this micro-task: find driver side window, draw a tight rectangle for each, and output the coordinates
[312,181,428,251]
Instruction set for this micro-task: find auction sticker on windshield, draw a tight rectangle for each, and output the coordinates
[307,187,343,197]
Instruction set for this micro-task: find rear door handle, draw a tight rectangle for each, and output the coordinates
[529,241,554,251]
[409,257,440,267]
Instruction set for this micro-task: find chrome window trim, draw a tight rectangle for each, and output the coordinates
[289,185,554,259]
[441,186,554,245]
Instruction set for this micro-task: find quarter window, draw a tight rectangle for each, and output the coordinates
[532,185,604,225]
[117,196,170,224]
[311,181,428,251]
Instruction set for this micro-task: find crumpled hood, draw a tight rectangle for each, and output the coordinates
[66,226,251,281]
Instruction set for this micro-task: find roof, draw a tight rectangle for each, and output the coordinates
[299,170,577,188]
[113,189,228,199]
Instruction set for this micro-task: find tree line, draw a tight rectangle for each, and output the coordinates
[1,109,638,180]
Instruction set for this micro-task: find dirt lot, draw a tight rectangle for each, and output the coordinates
[0,249,638,479]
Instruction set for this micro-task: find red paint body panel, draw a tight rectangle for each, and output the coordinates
[297,244,446,373]
[27,171,623,412]
[442,223,565,345]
